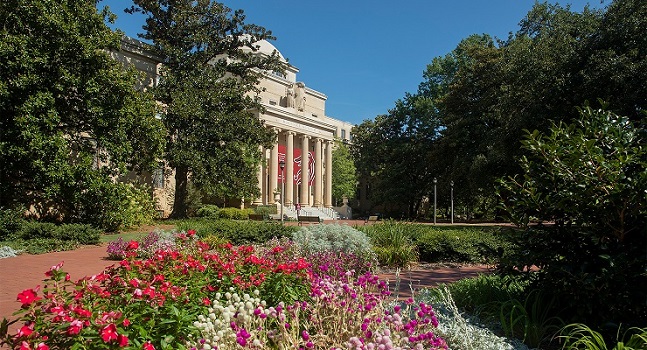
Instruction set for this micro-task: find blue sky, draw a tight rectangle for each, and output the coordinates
[99,0,605,125]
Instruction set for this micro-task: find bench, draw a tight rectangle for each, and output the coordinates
[248,214,265,221]
[365,215,379,224]
[297,215,321,226]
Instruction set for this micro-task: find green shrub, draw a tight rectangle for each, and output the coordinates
[498,107,647,328]
[254,205,277,216]
[195,205,220,218]
[14,222,100,245]
[17,221,58,240]
[55,224,101,245]
[216,207,254,220]
[432,274,529,319]
[0,208,25,241]
[177,219,298,245]
[76,181,156,231]
[358,222,512,265]
[20,238,79,254]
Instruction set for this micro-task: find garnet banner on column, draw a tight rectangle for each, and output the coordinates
[277,145,314,186]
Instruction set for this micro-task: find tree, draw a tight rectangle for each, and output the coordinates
[498,105,647,328]
[0,0,164,224]
[351,93,441,217]
[331,140,357,206]
[126,0,284,218]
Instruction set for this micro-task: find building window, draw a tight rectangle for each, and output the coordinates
[152,163,165,189]
[341,129,346,140]
[311,113,318,118]
[272,71,286,79]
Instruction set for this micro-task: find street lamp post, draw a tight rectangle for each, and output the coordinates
[433,177,437,225]
[279,160,285,224]
[450,181,454,224]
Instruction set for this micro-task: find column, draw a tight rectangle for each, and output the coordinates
[253,145,264,206]
[314,138,323,207]
[285,131,295,206]
[270,129,279,204]
[300,135,309,206]
[325,140,333,208]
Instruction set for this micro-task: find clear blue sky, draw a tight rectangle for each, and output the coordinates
[99,0,605,125]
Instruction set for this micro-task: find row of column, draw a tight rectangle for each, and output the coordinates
[253,128,333,208]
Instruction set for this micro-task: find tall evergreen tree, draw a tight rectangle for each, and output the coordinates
[127,0,284,217]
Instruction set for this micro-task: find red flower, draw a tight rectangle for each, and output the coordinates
[17,288,41,307]
[37,343,50,350]
[143,341,156,350]
[187,229,196,236]
[118,334,129,347]
[17,323,33,337]
[100,324,118,343]
[122,319,131,327]
[127,240,139,250]
[66,320,83,335]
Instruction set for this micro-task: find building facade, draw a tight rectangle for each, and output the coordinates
[114,37,355,216]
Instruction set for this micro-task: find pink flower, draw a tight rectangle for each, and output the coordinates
[100,324,118,343]
[45,262,64,277]
[66,320,83,335]
[143,341,156,350]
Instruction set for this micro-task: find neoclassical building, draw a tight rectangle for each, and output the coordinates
[113,36,355,217]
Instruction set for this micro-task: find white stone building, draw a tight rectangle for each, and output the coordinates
[114,36,355,218]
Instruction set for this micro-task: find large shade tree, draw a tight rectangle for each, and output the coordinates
[351,94,441,217]
[126,0,284,217]
[331,140,357,207]
[0,0,164,222]
[367,0,645,219]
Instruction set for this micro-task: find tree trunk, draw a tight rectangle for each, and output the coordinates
[170,165,189,219]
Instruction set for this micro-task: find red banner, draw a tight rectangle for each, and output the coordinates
[277,145,314,187]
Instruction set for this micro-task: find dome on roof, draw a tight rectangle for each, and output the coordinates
[254,40,284,60]
[240,38,285,61]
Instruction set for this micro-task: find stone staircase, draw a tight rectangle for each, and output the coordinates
[279,205,339,221]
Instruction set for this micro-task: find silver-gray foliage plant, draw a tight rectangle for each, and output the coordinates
[416,287,532,350]
[0,245,21,259]
[292,224,373,257]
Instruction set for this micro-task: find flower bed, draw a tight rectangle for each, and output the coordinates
[1,230,448,349]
